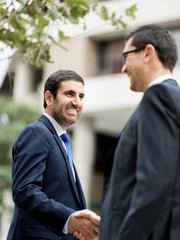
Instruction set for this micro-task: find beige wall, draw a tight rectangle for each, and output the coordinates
[43,37,98,84]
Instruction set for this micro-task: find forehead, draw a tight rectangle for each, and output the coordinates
[59,80,84,92]
[123,37,134,52]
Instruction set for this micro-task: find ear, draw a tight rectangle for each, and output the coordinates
[44,90,53,106]
[144,44,157,62]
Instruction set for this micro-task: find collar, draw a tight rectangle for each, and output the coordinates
[43,113,65,136]
[148,75,176,88]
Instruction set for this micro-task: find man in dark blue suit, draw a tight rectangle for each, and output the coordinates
[7,70,100,240]
[100,24,180,240]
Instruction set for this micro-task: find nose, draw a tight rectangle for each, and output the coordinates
[72,96,82,107]
[121,63,127,73]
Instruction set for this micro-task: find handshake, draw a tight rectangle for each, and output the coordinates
[68,209,101,240]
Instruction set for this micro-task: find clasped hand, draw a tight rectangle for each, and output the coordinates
[68,209,100,240]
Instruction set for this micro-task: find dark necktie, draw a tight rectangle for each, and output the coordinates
[60,133,75,178]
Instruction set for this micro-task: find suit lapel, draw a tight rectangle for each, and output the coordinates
[53,135,84,207]
[73,166,86,208]
[39,115,84,208]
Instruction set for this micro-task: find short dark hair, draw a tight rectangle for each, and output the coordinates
[43,69,84,108]
[124,24,178,72]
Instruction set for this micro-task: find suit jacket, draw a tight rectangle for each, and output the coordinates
[100,79,180,240]
[7,115,86,240]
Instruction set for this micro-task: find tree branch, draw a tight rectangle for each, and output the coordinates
[0,0,30,30]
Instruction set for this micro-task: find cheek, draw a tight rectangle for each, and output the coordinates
[80,103,84,111]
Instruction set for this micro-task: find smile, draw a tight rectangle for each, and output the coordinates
[67,109,78,114]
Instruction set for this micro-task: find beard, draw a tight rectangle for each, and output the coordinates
[52,102,81,129]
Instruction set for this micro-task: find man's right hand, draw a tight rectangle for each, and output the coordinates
[68,209,100,240]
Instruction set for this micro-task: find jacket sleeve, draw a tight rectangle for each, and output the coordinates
[118,84,180,239]
[12,123,74,236]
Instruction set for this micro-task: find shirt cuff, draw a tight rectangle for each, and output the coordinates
[62,214,72,234]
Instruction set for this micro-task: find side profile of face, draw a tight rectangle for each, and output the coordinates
[122,38,147,92]
[45,80,85,130]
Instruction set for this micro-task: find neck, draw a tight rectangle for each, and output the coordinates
[144,65,172,92]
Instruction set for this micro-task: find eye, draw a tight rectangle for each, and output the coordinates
[67,92,73,96]
[124,53,128,59]
[65,91,74,97]
[79,94,85,100]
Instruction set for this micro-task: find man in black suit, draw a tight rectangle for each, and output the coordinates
[100,24,180,240]
[7,70,100,240]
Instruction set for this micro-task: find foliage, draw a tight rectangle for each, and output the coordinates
[0,96,41,191]
[0,0,137,67]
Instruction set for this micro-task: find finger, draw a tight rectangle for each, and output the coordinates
[68,211,99,240]
[92,223,100,234]
[74,209,94,218]
[84,221,99,239]
[73,231,85,240]
[74,210,100,226]
[73,230,79,236]
[90,215,101,226]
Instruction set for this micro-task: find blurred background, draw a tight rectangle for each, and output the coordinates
[1,0,180,239]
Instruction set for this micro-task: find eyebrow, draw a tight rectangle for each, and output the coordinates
[64,90,85,97]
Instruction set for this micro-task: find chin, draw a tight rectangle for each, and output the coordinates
[68,117,78,125]
[130,84,135,92]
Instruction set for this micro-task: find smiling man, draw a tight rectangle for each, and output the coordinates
[7,70,100,240]
[100,25,180,240]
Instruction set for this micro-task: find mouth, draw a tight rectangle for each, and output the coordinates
[66,108,78,115]
[127,71,131,78]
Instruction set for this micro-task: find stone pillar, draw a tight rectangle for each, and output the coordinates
[72,117,95,208]
[1,189,13,240]
[13,59,32,102]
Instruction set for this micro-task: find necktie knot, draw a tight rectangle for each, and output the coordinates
[61,133,70,143]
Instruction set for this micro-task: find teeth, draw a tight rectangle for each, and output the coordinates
[68,109,77,113]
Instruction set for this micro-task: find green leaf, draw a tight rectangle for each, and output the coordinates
[36,15,49,28]
[83,21,86,30]
[48,35,57,44]
[0,0,137,67]
[100,6,108,21]
[126,4,138,19]
[92,3,98,11]
[16,0,25,4]
[0,8,6,15]
[59,7,68,18]
[118,19,127,29]
[0,3,6,7]
[68,15,79,24]
[46,2,60,21]
[58,30,70,41]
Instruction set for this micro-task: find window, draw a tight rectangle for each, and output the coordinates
[0,71,14,97]
[98,38,124,75]
[30,65,43,92]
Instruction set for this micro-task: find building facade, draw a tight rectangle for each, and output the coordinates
[1,0,180,238]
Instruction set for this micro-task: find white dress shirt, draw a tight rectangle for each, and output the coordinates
[148,75,176,88]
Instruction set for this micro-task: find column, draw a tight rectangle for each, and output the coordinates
[1,189,13,240]
[13,59,32,103]
[72,117,95,208]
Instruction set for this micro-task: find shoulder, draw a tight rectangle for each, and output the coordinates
[140,82,180,123]
[143,81,180,107]
[15,119,52,146]
[22,120,49,135]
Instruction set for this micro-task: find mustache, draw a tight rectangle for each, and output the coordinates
[66,103,79,109]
